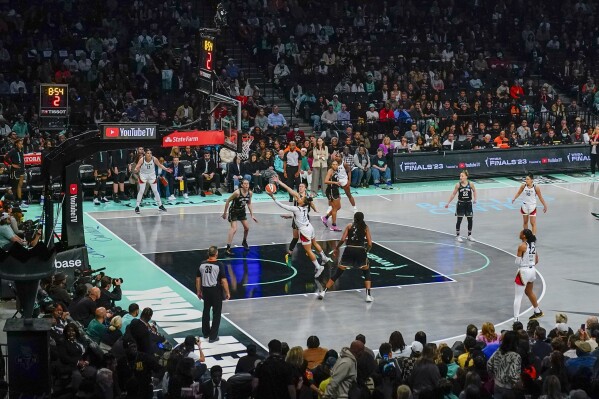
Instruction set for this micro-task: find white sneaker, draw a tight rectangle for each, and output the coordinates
[20,201,29,208]
[93,198,100,205]
[168,195,176,201]
[467,235,475,242]
[320,256,332,266]
[366,294,374,303]
[183,193,189,199]
[317,290,325,300]
[314,265,325,278]
[456,236,464,243]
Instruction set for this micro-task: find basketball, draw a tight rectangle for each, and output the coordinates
[266,183,277,194]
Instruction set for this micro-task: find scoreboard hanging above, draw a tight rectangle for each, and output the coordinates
[40,83,69,117]
[199,36,215,95]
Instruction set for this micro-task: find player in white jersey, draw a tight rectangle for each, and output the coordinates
[511,173,548,235]
[513,229,543,321]
[133,149,172,214]
[267,176,331,278]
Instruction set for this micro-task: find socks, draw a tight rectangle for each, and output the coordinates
[366,289,371,295]
[534,307,540,313]
[312,259,320,269]
[514,284,526,319]
[319,251,326,259]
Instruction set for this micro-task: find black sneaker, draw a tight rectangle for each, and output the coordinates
[214,190,222,196]
[135,206,140,214]
[529,310,544,320]
[208,337,220,343]
[225,247,234,256]
[113,194,121,203]
[158,205,167,212]
[242,240,249,250]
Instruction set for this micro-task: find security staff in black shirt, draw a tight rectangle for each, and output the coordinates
[5,138,26,206]
[196,246,230,343]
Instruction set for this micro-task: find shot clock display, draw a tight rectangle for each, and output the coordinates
[39,84,69,117]
[201,38,214,71]
[199,36,215,94]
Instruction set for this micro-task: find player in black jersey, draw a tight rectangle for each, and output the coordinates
[318,212,373,302]
[222,179,258,255]
[111,149,130,202]
[318,212,374,302]
[321,160,342,232]
[445,170,477,242]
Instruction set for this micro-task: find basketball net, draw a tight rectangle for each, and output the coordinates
[240,135,253,160]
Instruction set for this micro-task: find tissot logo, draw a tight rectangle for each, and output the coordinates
[69,184,78,195]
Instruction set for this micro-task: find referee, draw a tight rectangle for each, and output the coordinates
[196,246,230,343]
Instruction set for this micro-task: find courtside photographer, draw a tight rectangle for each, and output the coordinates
[97,275,124,315]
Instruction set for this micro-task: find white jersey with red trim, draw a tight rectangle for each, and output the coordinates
[522,184,537,207]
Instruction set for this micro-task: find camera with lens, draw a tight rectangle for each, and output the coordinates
[112,278,123,285]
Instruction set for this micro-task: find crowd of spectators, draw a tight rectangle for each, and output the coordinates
[222,0,599,157]
[29,272,599,399]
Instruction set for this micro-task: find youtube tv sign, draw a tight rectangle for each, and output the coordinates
[101,123,158,140]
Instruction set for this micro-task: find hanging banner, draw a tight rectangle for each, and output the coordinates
[162,130,225,147]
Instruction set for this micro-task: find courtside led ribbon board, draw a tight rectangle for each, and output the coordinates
[162,130,225,147]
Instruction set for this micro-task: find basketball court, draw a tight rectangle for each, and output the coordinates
[64,172,599,377]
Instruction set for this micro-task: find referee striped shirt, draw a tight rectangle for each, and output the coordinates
[197,260,225,287]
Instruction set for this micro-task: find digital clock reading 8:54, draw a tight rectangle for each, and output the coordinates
[39,83,69,117]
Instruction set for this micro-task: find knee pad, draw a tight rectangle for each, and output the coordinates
[362,267,371,282]
[331,268,345,282]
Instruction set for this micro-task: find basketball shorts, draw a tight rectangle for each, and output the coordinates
[139,174,157,185]
[340,245,368,269]
[114,170,127,183]
[515,266,537,286]
[326,186,340,201]
[339,178,348,187]
[298,224,315,243]
[228,209,247,222]
[521,203,537,216]
[95,170,110,180]
[456,201,473,217]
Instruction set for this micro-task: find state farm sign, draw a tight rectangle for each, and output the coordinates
[162,130,225,147]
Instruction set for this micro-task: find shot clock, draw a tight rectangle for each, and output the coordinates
[39,84,69,117]
[199,36,215,94]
